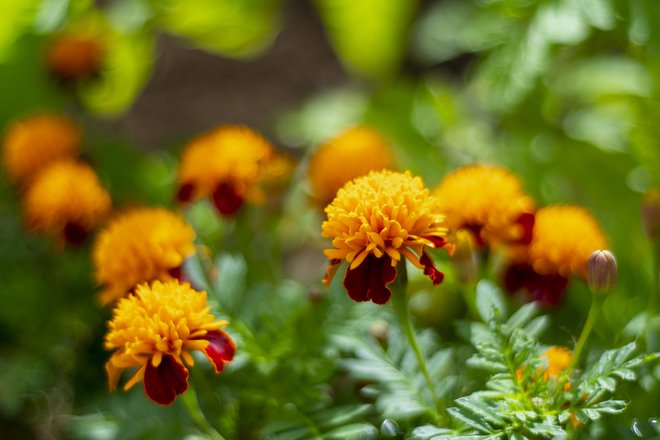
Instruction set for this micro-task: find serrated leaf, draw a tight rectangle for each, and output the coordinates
[455,396,504,426]
[476,280,507,322]
[597,376,616,392]
[447,407,492,434]
[506,302,539,329]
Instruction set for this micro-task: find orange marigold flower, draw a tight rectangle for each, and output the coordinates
[322,170,451,304]
[504,205,607,306]
[46,33,104,84]
[23,160,111,245]
[542,346,572,381]
[433,164,535,247]
[176,125,274,216]
[2,114,81,183]
[308,126,395,207]
[93,207,196,305]
[105,280,235,405]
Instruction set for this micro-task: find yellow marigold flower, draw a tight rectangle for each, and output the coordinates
[2,114,81,183]
[433,164,535,247]
[504,205,607,306]
[308,126,395,207]
[93,207,196,305]
[177,125,274,216]
[105,280,235,405]
[322,170,451,304]
[46,33,104,84]
[23,160,111,245]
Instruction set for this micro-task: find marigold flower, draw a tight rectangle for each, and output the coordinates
[542,346,572,381]
[105,280,235,405]
[46,33,104,84]
[505,205,607,306]
[308,126,395,207]
[432,164,535,247]
[177,125,274,216]
[23,160,111,245]
[2,114,81,183]
[93,207,196,304]
[322,170,451,304]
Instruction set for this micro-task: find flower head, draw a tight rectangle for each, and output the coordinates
[23,160,111,245]
[46,33,104,84]
[93,208,196,304]
[504,205,607,306]
[308,126,395,207]
[322,170,450,304]
[3,114,81,184]
[433,164,535,247]
[541,346,572,381]
[177,125,274,216]
[105,280,235,405]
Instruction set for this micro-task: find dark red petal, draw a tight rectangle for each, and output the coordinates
[514,212,535,245]
[464,223,485,247]
[202,330,236,374]
[212,181,244,216]
[425,235,448,248]
[343,254,396,305]
[420,251,445,286]
[176,182,195,203]
[63,222,87,245]
[144,354,189,405]
[503,263,537,293]
[503,263,568,307]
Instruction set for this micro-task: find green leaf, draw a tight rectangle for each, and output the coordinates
[154,0,282,58]
[0,0,39,62]
[476,280,507,322]
[314,0,417,79]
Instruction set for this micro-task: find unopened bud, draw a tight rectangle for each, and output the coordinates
[451,229,478,284]
[641,189,660,242]
[587,250,617,294]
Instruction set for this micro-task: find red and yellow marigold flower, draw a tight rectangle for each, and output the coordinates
[105,280,235,405]
[46,33,104,84]
[322,170,451,304]
[93,207,196,305]
[23,160,111,245]
[177,125,274,216]
[308,126,395,207]
[2,113,81,184]
[504,205,607,306]
[433,164,535,247]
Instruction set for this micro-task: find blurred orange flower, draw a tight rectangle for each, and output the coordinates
[46,33,104,84]
[308,126,395,207]
[23,160,111,245]
[93,207,196,305]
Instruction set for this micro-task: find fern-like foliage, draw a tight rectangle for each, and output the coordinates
[412,295,659,440]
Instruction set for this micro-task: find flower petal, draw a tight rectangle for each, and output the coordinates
[144,353,189,405]
[212,181,244,216]
[420,251,444,285]
[322,259,342,287]
[514,212,535,245]
[176,182,195,203]
[343,254,397,304]
[201,329,236,373]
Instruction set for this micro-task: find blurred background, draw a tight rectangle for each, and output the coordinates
[1,0,660,438]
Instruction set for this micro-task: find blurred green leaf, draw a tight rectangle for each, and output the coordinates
[0,0,39,62]
[314,0,418,79]
[155,0,282,58]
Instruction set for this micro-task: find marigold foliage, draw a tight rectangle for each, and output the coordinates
[433,164,534,246]
[2,113,81,183]
[93,207,195,304]
[23,159,111,242]
[308,126,394,207]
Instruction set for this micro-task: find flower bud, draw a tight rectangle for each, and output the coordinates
[641,189,660,243]
[587,250,617,294]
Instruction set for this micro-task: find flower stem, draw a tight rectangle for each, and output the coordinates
[181,385,225,440]
[390,262,447,424]
[568,294,603,372]
[646,244,660,351]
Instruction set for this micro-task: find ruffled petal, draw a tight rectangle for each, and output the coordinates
[420,251,444,285]
[143,353,189,405]
[201,329,236,374]
[503,262,568,307]
[343,254,397,304]
[176,182,195,203]
[514,212,535,245]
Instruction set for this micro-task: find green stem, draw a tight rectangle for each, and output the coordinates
[390,263,447,424]
[181,385,225,440]
[646,244,660,352]
[568,295,603,372]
